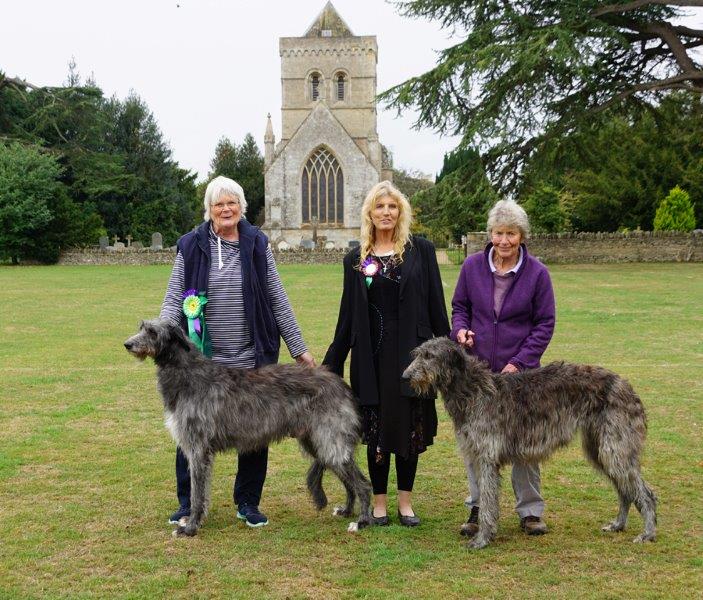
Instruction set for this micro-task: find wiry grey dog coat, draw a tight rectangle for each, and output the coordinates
[402,337,657,549]
[124,319,372,535]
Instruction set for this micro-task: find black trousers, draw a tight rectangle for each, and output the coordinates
[176,446,268,509]
[366,446,419,494]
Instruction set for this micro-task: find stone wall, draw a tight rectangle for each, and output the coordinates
[58,248,177,266]
[58,231,703,265]
[57,247,349,266]
[465,231,703,263]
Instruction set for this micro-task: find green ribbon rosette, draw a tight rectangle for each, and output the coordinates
[182,289,208,354]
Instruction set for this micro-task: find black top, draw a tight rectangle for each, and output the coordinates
[323,236,450,406]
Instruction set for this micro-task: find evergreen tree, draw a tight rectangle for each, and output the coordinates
[411,147,497,242]
[392,167,434,199]
[0,142,101,263]
[520,93,703,230]
[382,0,703,193]
[653,186,696,231]
[208,133,265,224]
[522,184,571,233]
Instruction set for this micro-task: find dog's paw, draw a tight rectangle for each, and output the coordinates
[332,505,351,517]
[173,525,197,537]
[632,532,656,543]
[178,516,189,527]
[467,535,490,550]
[347,521,359,533]
[601,521,625,533]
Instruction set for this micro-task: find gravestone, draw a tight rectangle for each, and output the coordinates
[132,241,144,250]
[277,240,291,251]
[125,235,133,247]
[99,236,109,250]
[151,232,163,250]
[324,240,336,250]
[114,242,126,251]
[300,239,315,250]
[348,240,360,248]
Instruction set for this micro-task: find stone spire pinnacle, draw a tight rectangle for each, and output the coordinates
[265,113,275,142]
[264,113,275,167]
[304,2,354,37]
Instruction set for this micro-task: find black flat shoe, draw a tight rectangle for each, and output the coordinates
[397,510,420,527]
[372,514,390,526]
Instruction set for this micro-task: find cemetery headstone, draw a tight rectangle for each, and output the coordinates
[151,232,163,250]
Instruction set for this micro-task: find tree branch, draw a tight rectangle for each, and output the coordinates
[620,17,703,75]
[594,71,703,114]
[593,0,703,18]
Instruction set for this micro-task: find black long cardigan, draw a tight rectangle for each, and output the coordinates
[322,236,450,405]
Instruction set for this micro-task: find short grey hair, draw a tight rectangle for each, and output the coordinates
[486,200,530,240]
[203,176,247,221]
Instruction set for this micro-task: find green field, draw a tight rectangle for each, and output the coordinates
[1,263,701,599]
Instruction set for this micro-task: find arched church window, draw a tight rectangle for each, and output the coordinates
[336,73,345,101]
[311,73,320,101]
[301,147,344,225]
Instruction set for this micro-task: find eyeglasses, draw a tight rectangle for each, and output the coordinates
[212,200,239,212]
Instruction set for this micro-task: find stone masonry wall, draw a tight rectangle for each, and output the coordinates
[58,232,702,265]
[465,231,703,263]
[58,247,349,266]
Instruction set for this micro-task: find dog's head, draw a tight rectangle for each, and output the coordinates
[402,337,467,394]
[123,318,191,362]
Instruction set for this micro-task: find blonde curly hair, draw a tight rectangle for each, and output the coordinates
[359,181,413,264]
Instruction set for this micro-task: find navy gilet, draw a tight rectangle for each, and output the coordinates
[176,220,280,367]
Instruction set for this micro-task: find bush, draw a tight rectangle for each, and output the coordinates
[653,186,696,232]
[522,183,571,233]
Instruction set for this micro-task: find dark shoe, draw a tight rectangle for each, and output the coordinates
[460,506,479,537]
[372,514,390,526]
[236,505,269,528]
[520,515,548,535]
[168,505,190,525]
[397,510,420,527]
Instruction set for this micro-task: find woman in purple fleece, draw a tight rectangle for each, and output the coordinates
[451,200,555,538]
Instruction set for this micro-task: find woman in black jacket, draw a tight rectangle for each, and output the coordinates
[323,181,449,527]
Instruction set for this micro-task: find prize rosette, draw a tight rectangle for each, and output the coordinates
[361,257,380,288]
[182,289,208,353]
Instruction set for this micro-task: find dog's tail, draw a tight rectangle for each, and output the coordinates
[306,460,328,510]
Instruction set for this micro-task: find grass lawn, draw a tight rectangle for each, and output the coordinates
[0,262,701,599]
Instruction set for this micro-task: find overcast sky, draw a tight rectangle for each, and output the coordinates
[2,0,464,181]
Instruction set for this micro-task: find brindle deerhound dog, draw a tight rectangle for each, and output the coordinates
[402,337,657,549]
[124,319,372,536]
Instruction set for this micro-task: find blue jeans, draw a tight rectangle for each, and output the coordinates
[176,446,268,509]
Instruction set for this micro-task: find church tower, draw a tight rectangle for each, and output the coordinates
[263,2,391,248]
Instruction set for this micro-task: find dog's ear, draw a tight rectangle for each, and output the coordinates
[170,324,191,352]
[447,340,468,370]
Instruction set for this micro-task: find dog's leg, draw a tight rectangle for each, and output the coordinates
[631,476,657,543]
[306,459,328,511]
[175,449,214,537]
[330,460,372,532]
[583,428,634,534]
[330,461,356,519]
[601,489,631,534]
[468,461,500,549]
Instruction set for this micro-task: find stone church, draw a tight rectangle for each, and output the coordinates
[263,2,392,248]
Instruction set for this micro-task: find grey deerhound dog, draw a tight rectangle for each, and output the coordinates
[402,337,657,549]
[124,319,372,536]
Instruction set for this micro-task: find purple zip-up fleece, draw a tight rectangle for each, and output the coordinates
[450,243,555,372]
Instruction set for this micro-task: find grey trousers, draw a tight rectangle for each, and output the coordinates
[463,455,545,518]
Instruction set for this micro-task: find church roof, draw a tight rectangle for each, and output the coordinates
[304,2,354,38]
